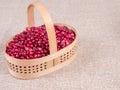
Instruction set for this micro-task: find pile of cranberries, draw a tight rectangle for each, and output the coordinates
[6,25,75,59]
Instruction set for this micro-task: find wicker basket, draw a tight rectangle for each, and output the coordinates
[4,1,77,79]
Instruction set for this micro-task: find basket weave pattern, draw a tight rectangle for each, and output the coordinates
[7,45,76,74]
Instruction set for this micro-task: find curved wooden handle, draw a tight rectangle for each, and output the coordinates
[27,1,57,54]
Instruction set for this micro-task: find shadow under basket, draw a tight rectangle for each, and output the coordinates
[4,1,77,79]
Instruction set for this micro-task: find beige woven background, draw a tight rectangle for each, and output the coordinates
[0,0,120,90]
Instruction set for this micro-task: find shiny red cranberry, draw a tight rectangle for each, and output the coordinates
[6,25,75,60]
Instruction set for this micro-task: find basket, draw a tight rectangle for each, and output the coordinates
[4,1,77,79]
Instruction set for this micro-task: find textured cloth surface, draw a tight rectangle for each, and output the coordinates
[0,0,120,90]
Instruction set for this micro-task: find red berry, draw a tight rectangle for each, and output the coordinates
[6,25,75,59]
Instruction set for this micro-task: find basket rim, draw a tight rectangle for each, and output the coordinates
[3,23,77,63]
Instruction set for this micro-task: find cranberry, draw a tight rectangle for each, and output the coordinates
[6,25,75,60]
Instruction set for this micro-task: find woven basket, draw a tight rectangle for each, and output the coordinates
[4,1,77,79]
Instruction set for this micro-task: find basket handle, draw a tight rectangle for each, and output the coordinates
[27,1,57,54]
